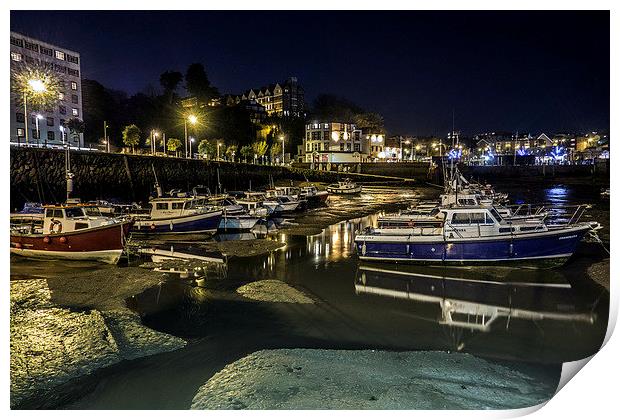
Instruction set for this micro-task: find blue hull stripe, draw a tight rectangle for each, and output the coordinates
[355,230,588,262]
[135,212,222,234]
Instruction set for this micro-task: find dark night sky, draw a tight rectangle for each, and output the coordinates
[11,10,609,136]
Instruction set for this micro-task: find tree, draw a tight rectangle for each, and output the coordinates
[185,63,219,103]
[225,145,238,161]
[252,140,268,163]
[354,112,385,132]
[167,138,182,157]
[66,118,85,149]
[240,145,253,163]
[198,139,216,159]
[311,94,363,122]
[122,124,141,154]
[270,141,282,162]
[160,71,183,104]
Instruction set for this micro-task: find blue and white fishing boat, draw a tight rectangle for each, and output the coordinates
[133,195,222,235]
[355,205,600,267]
[208,196,262,231]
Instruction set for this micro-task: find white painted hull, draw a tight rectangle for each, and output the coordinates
[10,248,123,264]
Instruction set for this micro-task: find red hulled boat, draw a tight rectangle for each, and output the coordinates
[10,204,133,264]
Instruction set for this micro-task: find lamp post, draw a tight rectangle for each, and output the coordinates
[414,144,421,161]
[189,137,195,158]
[184,114,197,158]
[217,142,222,161]
[103,121,110,152]
[399,138,410,161]
[34,114,43,147]
[279,135,285,165]
[59,125,66,146]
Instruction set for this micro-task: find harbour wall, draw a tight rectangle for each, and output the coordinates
[459,162,609,182]
[10,147,414,210]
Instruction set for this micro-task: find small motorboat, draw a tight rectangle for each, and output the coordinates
[299,185,329,206]
[10,204,133,264]
[132,195,222,235]
[326,179,362,195]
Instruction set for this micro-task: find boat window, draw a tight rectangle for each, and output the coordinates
[429,208,441,217]
[457,198,477,206]
[172,202,184,210]
[520,226,536,232]
[489,208,503,222]
[470,213,486,224]
[499,227,515,233]
[64,208,85,218]
[156,203,169,210]
[74,222,89,230]
[451,213,471,224]
[83,207,101,216]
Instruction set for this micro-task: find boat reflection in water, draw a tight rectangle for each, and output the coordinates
[353,263,606,360]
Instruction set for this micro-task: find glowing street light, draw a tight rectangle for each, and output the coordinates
[33,114,44,147]
[217,142,223,161]
[184,114,198,158]
[399,138,411,161]
[23,78,47,145]
[189,137,195,158]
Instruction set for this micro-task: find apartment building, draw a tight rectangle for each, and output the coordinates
[10,31,83,148]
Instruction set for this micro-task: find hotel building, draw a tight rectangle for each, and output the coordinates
[303,122,369,170]
[10,31,83,148]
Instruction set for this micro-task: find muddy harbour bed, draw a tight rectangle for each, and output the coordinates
[10,183,610,409]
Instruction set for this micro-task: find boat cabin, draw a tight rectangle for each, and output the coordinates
[41,205,111,234]
[147,197,207,219]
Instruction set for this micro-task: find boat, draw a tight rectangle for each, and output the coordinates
[10,204,133,264]
[132,195,222,235]
[354,204,600,267]
[299,185,329,206]
[208,196,262,231]
[326,178,362,195]
[601,188,610,199]
[235,192,272,217]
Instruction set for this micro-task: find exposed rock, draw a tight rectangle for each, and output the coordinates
[10,278,185,408]
[236,280,314,304]
[587,259,610,291]
[191,349,557,410]
[203,239,285,257]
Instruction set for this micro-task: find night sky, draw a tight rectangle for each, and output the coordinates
[11,10,609,136]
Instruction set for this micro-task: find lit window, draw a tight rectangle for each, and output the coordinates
[55,50,65,60]
[71,81,78,90]
[16,128,24,137]
[59,92,65,100]
[72,108,78,116]
[11,52,22,62]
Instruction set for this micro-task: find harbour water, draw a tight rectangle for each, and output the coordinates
[10,183,610,409]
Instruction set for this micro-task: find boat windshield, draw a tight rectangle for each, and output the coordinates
[65,207,86,218]
[489,208,503,222]
[83,206,102,217]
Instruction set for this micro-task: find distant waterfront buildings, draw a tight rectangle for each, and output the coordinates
[10,31,83,148]
[225,77,305,118]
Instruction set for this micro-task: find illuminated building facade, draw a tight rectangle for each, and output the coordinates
[10,31,83,147]
[303,122,368,169]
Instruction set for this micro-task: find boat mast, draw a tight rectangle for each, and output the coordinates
[152,164,162,197]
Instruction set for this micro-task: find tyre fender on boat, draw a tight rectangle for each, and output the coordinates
[49,219,62,234]
[59,236,68,244]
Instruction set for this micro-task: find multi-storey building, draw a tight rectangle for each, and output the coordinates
[303,122,368,170]
[227,77,305,117]
[10,32,83,148]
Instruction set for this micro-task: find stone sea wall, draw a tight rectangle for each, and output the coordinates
[10,147,408,210]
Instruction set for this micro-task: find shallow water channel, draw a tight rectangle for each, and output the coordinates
[10,183,610,409]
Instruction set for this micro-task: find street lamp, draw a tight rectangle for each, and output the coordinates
[103,121,110,152]
[279,135,285,165]
[399,138,410,161]
[33,114,44,147]
[59,125,66,146]
[189,137,195,158]
[151,130,159,155]
[217,142,222,161]
[22,78,47,145]
[184,114,197,158]
[414,144,421,161]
